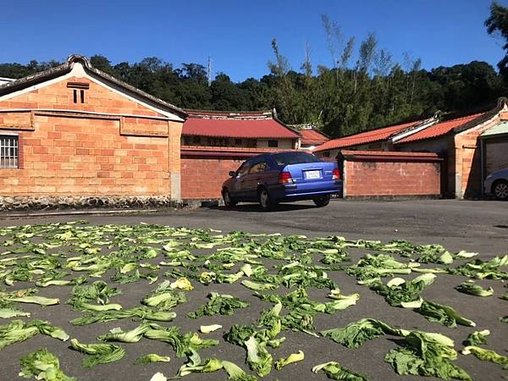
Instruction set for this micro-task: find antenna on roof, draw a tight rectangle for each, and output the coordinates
[207,57,212,87]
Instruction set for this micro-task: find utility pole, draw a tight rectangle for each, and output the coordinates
[207,57,212,87]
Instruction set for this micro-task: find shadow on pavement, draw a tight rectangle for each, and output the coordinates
[209,203,316,213]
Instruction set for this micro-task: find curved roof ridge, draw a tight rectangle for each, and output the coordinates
[0,54,187,118]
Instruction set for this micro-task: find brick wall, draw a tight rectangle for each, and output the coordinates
[454,115,502,198]
[181,158,243,200]
[0,75,183,198]
[180,146,284,200]
[341,150,442,198]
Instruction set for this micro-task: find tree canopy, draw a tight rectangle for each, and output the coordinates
[485,1,508,77]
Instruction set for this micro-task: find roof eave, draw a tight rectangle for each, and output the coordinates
[0,63,72,97]
[75,56,187,119]
[453,98,507,134]
[271,113,302,139]
[182,133,299,139]
[0,54,188,120]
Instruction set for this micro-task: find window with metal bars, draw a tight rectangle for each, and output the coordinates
[0,135,19,168]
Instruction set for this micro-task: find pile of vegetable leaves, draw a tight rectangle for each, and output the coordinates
[0,221,506,380]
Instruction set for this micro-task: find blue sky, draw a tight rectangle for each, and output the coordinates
[1,0,507,82]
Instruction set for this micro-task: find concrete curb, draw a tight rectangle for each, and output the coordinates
[0,208,162,219]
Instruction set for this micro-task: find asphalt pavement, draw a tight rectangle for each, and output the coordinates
[0,199,506,381]
[3,198,506,256]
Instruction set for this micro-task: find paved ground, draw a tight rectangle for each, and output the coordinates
[0,199,507,381]
[4,198,506,255]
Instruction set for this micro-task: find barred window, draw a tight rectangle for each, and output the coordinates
[0,135,19,168]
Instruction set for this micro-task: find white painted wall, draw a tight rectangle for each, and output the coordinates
[257,139,294,149]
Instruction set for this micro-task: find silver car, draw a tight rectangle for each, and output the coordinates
[484,168,508,200]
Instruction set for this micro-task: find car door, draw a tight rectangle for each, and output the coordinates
[229,160,252,200]
[242,159,269,201]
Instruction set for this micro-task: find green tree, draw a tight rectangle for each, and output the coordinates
[210,73,249,110]
[90,55,115,75]
[485,2,508,77]
[174,63,211,109]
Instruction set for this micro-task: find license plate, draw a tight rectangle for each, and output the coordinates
[304,170,321,180]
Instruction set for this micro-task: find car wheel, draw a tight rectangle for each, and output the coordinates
[222,189,237,207]
[313,194,331,207]
[258,187,275,211]
[492,180,508,200]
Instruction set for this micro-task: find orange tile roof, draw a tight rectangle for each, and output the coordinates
[313,121,419,152]
[396,113,485,144]
[300,129,329,145]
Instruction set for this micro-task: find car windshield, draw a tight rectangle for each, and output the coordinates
[272,152,320,166]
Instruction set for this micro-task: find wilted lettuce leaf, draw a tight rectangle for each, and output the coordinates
[169,277,194,291]
[450,255,508,280]
[144,324,218,358]
[148,372,167,381]
[274,350,304,370]
[455,280,494,297]
[369,274,435,307]
[68,280,121,308]
[0,320,39,350]
[98,322,151,343]
[224,302,284,378]
[346,254,417,282]
[141,280,186,310]
[70,338,125,368]
[463,329,490,346]
[135,353,171,364]
[222,360,257,381]
[178,357,224,377]
[385,331,471,380]
[3,288,60,306]
[19,348,76,381]
[241,279,278,291]
[245,336,273,377]
[70,306,176,326]
[462,346,508,368]
[188,292,249,319]
[0,307,30,319]
[199,324,222,334]
[417,300,475,327]
[312,361,367,381]
[321,318,399,348]
[0,319,69,350]
[31,320,69,341]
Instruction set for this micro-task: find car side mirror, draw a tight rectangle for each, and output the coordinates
[229,171,237,177]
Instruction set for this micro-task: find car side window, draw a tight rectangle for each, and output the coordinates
[236,161,251,176]
[248,161,267,174]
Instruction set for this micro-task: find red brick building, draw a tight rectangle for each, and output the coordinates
[394,101,508,198]
[0,55,186,209]
[313,100,508,199]
[182,110,300,149]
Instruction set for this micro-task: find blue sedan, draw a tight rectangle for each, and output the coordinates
[221,151,342,210]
